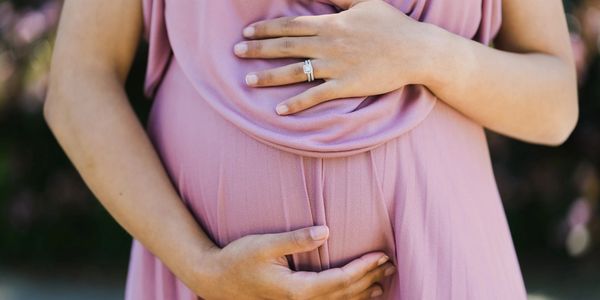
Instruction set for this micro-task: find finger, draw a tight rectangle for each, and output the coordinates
[243,15,328,39]
[275,80,339,115]
[336,262,395,298]
[256,225,330,259]
[245,59,330,87]
[292,252,390,298]
[234,36,320,59]
[351,284,384,300]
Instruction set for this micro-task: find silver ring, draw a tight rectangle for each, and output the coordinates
[303,59,315,82]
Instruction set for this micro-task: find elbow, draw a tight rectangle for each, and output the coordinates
[537,92,579,147]
[543,58,580,146]
[43,88,55,127]
[542,113,578,147]
[43,56,79,131]
[43,80,60,131]
[527,59,579,147]
[43,73,71,135]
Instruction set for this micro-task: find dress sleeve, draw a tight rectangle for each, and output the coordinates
[142,0,172,99]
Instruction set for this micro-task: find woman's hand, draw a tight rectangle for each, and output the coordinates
[233,0,436,115]
[192,226,396,300]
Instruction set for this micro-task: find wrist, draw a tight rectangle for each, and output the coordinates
[413,23,459,91]
[191,243,222,283]
[179,244,221,297]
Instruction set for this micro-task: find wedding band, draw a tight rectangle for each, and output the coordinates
[303,59,315,82]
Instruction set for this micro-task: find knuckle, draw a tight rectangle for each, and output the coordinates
[337,271,353,290]
[294,64,306,78]
[253,23,266,36]
[371,269,386,283]
[247,237,267,259]
[291,231,304,249]
[286,101,302,114]
[332,37,351,55]
[259,72,274,85]
[315,88,331,100]
[312,61,327,79]
[314,87,334,101]
[297,98,314,111]
[368,285,383,299]
[281,17,297,35]
[248,41,262,55]
[327,82,344,98]
[280,38,295,54]
[371,263,394,282]
[326,17,347,34]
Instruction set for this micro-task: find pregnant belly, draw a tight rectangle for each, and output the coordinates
[145,56,529,299]
[147,57,397,273]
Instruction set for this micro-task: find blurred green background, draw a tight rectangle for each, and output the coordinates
[1,0,599,299]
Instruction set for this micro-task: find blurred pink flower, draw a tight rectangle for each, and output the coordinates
[570,33,588,83]
[567,197,592,228]
[14,10,48,45]
[41,0,62,28]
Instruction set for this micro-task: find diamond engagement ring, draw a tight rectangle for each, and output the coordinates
[303,59,315,82]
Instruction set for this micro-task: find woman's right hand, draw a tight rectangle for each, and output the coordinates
[192,226,396,300]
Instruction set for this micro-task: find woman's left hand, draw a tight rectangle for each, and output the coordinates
[233,0,439,115]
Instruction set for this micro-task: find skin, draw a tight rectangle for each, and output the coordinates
[234,0,579,146]
[43,0,395,299]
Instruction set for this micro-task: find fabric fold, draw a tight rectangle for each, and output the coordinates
[141,0,502,158]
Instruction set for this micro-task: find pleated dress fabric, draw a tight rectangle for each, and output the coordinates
[124,0,528,299]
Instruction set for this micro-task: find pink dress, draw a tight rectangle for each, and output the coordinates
[124,0,528,299]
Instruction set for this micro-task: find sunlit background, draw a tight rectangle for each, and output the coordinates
[0,0,599,299]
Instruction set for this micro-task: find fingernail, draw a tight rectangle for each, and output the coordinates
[245,74,258,86]
[243,26,255,37]
[377,255,389,266]
[276,104,289,115]
[384,266,396,277]
[310,226,328,240]
[371,288,383,298]
[234,43,247,55]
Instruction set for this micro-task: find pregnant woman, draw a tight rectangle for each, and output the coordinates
[45,0,578,299]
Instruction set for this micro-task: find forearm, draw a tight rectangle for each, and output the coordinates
[44,69,217,287]
[421,25,578,145]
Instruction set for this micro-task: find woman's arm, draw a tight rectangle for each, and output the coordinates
[423,0,578,146]
[234,0,578,146]
[44,1,394,298]
[44,0,218,289]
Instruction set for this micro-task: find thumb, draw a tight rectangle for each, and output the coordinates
[257,225,329,259]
